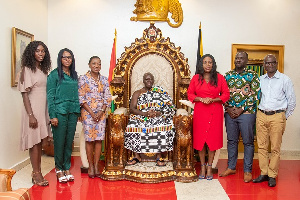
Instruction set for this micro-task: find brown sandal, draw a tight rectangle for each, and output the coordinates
[32,171,49,186]
[126,158,140,166]
[156,158,166,167]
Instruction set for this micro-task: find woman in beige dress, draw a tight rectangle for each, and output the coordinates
[18,41,51,186]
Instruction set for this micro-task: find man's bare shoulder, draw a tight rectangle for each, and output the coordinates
[132,88,146,98]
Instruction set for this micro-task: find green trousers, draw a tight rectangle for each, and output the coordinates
[52,113,78,171]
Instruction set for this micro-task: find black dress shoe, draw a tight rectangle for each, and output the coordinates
[268,177,276,187]
[253,175,269,183]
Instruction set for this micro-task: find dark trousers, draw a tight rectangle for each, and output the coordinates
[225,113,255,172]
[52,113,78,171]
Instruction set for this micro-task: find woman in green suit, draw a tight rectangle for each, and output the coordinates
[47,48,80,183]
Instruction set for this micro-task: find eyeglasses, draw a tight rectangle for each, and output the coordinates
[264,61,277,65]
[61,56,72,60]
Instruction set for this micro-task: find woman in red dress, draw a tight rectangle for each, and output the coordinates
[188,54,230,180]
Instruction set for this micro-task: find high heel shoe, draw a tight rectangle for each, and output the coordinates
[206,164,213,180]
[94,164,101,178]
[199,164,206,179]
[64,170,75,181]
[88,173,95,178]
[32,171,49,186]
[56,169,67,183]
[88,165,95,178]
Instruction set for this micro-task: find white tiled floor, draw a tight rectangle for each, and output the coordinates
[175,180,230,200]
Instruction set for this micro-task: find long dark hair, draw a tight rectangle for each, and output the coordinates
[195,54,218,87]
[21,40,51,74]
[57,48,77,82]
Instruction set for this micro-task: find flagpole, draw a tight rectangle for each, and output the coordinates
[196,21,203,74]
[199,21,203,57]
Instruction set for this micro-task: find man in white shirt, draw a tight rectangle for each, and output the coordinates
[253,54,296,187]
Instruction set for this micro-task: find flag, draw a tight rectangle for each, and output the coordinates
[196,22,203,74]
[108,29,117,83]
[108,29,117,113]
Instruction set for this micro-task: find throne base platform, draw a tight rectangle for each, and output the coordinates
[100,161,198,184]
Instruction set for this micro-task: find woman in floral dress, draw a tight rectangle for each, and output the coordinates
[78,56,111,178]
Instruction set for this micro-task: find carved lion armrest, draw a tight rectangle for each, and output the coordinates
[105,110,128,169]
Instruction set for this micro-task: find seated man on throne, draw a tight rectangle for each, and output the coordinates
[125,72,176,166]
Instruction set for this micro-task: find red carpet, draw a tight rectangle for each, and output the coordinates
[29,157,177,200]
[217,159,300,200]
[29,156,300,200]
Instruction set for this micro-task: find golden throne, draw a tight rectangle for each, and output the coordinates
[100,23,198,183]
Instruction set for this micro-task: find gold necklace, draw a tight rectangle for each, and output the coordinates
[90,71,100,82]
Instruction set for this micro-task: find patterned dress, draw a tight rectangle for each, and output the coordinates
[78,71,111,141]
[124,86,176,153]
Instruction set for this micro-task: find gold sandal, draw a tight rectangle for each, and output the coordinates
[32,171,49,186]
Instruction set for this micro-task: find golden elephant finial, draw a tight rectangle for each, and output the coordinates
[130,0,183,28]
